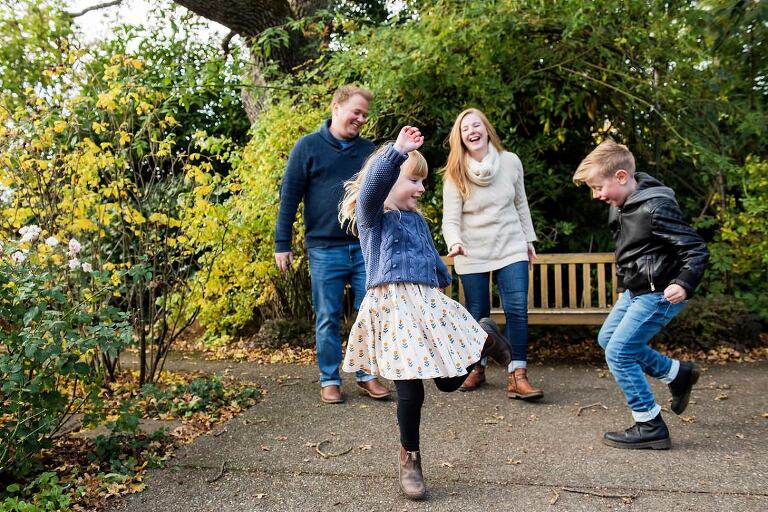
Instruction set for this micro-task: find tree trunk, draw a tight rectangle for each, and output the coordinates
[173,0,329,73]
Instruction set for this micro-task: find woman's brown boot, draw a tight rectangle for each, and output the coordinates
[398,446,426,500]
[507,368,543,400]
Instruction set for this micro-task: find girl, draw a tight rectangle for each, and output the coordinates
[442,108,543,400]
[339,126,511,500]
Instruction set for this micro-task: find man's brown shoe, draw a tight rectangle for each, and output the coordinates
[356,378,392,399]
[320,385,344,404]
[507,368,543,400]
[398,447,426,500]
[459,364,486,391]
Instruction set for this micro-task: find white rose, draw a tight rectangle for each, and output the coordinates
[11,251,27,264]
[81,262,93,273]
[19,225,42,243]
[0,184,13,204]
[68,258,81,270]
[68,238,82,256]
[45,236,59,247]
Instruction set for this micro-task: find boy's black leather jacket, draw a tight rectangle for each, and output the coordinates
[609,173,709,297]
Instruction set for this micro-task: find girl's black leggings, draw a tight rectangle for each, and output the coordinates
[393,363,475,452]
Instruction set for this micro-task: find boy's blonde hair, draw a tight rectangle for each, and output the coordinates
[573,138,636,185]
[331,84,373,108]
[443,108,505,200]
[339,148,428,235]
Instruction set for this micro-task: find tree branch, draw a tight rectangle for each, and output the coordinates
[221,30,236,54]
[68,0,123,18]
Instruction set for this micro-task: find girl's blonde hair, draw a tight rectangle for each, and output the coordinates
[443,108,505,200]
[339,147,428,235]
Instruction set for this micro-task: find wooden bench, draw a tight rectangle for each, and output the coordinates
[442,253,618,325]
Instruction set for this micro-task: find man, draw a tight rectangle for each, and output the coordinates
[274,85,392,404]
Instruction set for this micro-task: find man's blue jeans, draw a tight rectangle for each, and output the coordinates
[460,261,529,371]
[308,244,375,387]
[598,290,684,422]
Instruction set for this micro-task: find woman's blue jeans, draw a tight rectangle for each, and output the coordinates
[308,244,374,387]
[460,261,529,369]
[598,290,684,421]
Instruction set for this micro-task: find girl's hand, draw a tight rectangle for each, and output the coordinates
[527,242,537,271]
[393,126,424,154]
[447,243,466,257]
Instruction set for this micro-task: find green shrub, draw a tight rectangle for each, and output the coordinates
[659,295,763,350]
[0,236,132,478]
[1,472,74,512]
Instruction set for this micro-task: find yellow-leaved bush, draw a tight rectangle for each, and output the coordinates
[183,90,329,334]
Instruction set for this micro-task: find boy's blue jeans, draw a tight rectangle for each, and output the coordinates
[460,261,529,371]
[308,244,375,387]
[598,290,684,422]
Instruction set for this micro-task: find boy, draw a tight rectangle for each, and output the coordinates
[573,139,709,450]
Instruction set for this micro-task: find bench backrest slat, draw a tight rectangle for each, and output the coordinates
[441,253,617,325]
[568,263,577,306]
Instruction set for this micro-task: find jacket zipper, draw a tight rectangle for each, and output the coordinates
[646,255,655,292]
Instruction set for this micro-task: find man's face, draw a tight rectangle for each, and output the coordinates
[586,171,632,207]
[330,94,369,140]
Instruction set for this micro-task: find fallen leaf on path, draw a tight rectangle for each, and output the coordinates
[736,433,745,439]
[441,462,454,468]
[506,459,522,465]
[274,435,288,441]
[260,445,270,451]
[358,444,372,450]
[679,416,695,424]
[715,393,729,400]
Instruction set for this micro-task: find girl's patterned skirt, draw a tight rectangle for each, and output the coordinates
[342,282,487,380]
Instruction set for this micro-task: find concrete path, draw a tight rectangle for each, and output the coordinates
[108,358,768,511]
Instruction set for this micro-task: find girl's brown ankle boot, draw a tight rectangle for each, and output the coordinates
[398,446,426,500]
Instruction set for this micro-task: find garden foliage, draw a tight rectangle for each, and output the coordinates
[0,237,132,478]
[187,0,767,332]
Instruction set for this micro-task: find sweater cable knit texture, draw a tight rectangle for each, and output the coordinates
[356,145,452,290]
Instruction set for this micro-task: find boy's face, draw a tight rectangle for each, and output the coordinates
[585,170,633,207]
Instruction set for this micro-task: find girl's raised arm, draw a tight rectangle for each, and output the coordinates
[356,127,424,228]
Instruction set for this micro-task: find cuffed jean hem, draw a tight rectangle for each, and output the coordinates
[659,359,680,384]
[509,360,527,372]
[320,380,341,388]
[632,404,662,423]
[356,374,377,383]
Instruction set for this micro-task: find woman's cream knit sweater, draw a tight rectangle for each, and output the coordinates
[442,149,537,275]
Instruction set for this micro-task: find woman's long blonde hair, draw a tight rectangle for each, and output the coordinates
[339,147,428,235]
[443,108,505,200]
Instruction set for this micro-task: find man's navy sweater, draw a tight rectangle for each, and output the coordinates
[274,120,376,253]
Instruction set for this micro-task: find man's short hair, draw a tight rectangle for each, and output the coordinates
[573,138,636,185]
[331,85,373,108]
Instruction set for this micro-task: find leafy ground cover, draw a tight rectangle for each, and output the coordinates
[175,325,768,366]
[1,371,260,511]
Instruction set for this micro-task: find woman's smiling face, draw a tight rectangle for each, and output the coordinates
[460,112,489,158]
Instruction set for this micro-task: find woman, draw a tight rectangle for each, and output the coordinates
[442,108,543,400]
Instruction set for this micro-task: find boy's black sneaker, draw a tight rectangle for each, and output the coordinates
[669,361,700,415]
[478,318,512,367]
[602,414,671,450]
